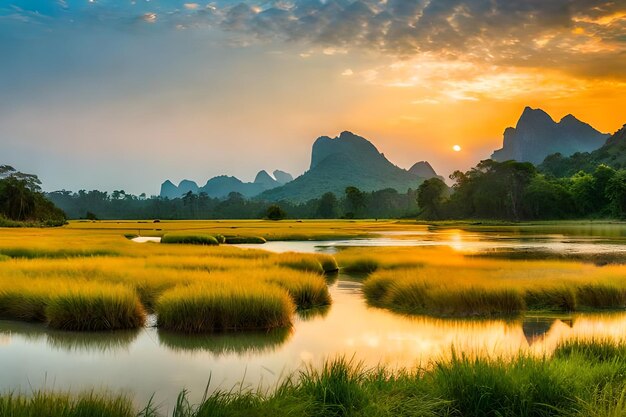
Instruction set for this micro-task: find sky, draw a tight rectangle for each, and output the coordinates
[1,0,625,195]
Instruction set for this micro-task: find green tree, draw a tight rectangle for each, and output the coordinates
[344,186,365,218]
[417,178,447,219]
[266,204,286,220]
[569,171,596,215]
[524,175,573,219]
[606,170,626,218]
[316,192,338,218]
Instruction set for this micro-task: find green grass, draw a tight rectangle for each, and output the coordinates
[224,236,267,244]
[161,233,219,245]
[155,283,295,333]
[0,391,140,417]
[45,285,147,331]
[11,341,626,416]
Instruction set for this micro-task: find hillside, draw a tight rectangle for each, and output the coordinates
[259,131,427,203]
[540,125,626,177]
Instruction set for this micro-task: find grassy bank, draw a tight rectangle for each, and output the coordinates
[6,339,626,416]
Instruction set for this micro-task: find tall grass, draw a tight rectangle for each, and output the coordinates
[275,252,324,274]
[0,391,139,417]
[364,264,626,317]
[161,233,219,245]
[224,236,267,244]
[9,340,626,416]
[45,284,146,331]
[156,283,295,332]
[264,269,331,309]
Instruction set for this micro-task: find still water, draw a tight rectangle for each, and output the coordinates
[2,276,626,410]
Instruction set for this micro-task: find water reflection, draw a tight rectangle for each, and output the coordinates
[157,328,291,355]
[236,225,626,257]
[0,321,139,353]
[296,306,330,322]
[3,279,626,408]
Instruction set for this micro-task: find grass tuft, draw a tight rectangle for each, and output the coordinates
[45,284,146,331]
[224,236,267,244]
[156,283,295,333]
[161,233,219,245]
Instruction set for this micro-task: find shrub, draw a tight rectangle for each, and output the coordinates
[161,233,219,245]
[266,204,287,221]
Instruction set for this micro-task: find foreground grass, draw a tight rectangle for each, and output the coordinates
[7,340,626,416]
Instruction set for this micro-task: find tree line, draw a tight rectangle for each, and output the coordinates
[417,159,626,220]
[47,187,420,220]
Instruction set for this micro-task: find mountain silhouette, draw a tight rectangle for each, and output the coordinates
[491,107,608,164]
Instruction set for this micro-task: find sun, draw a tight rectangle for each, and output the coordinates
[453,145,462,152]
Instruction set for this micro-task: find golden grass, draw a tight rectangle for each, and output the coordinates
[0,224,338,332]
[156,282,295,332]
[5,220,626,328]
[364,262,626,317]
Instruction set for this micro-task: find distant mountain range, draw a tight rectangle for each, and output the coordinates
[491,107,609,164]
[160,131,438,202]
[539,124,626,177]
[160,169,294,199]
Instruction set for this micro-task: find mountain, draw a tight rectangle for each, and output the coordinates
[254,170,279,189]
[273,170,293,185]
[540,124,626,177]
[160,169,291,199]
[491,107,609,164]
[258,131,429,203]
[408,161,443,180]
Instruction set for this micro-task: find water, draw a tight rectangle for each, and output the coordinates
[5,225,626,408]
[3,276,626,409]
[236,226,626,255]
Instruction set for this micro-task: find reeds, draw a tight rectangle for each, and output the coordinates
[155,282,295,333]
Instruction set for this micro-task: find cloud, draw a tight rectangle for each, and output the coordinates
[2,0,625,81]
